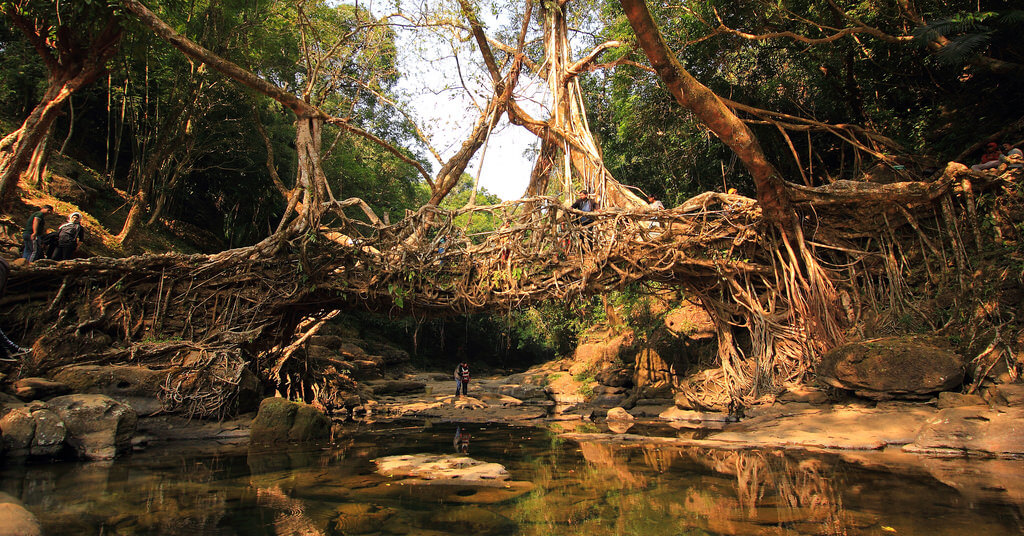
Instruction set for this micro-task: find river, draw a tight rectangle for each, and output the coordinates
[2,421,1022,535]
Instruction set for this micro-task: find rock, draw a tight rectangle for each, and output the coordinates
[250,397,331,444]
[368,380,425,396]
[47,394,137,460]
[605,407,634,421]
[0,492,42,536]
[375,454,509,482]
[568,331,635,378]
[817,336,966,399]
[673,391,694,409]
[496,384,548,401]
[0,404,66,457]
[659,407,731,423]
[53,365,173,416]
[982,384,1024,407]
[590,393,626,408]
[350,360,383,381]
[594,367,633,388]
[664,302,716,339]
[777,386,829,404]
[907,406,1024,456]
[937,391,987,409]
[710,403,935,450]
[10,377,70,400]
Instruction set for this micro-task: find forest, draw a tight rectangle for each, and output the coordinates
[1,0,1023,411]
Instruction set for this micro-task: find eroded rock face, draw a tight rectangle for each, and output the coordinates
[0,404,66,457]
[816,336,966,399]
[907,406,1024,456]
[53,365,174,416]
[47,394,137,460]
[250,397,331,444]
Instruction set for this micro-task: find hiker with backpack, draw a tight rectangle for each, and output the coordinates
[52,212,85,261]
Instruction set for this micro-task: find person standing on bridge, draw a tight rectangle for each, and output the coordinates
[454,361,470,397]
[571,189,596,226]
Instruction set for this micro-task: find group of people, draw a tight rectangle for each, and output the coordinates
[972,141,1023,173]
[20,205,86,263]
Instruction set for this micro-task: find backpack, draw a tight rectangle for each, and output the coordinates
[57,223,80,246]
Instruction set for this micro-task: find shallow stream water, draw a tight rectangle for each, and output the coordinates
[2,421,1023,535]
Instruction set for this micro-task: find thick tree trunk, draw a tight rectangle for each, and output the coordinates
[618,0,794,229]
[0,72,80,202]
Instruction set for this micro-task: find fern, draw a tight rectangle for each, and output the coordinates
[934,32,995,66]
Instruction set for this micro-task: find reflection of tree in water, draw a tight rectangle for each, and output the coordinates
[688,448,851,536]
[523,440,856,536]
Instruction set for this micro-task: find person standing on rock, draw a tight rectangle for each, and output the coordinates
[454,362,470,397]
[0,257,31,361]
[21,204,52,262]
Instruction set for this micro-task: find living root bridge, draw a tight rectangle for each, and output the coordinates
[0,162,992,413]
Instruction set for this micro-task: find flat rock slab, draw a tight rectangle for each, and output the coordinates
[710,403,936,450]
[374,454,509,483]
[564,403,937,451]
[906,406,1024,456]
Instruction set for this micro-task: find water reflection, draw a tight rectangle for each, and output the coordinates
[0,424,1021,535]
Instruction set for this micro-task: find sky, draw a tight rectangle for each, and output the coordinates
[368,0,550,201]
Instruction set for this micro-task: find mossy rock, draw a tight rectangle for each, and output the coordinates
[250,398,331,445]
[817,335,966,399]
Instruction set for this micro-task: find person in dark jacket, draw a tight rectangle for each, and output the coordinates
[52,212,85,261]
[22,204,52,262]
[454,362,470,397]
[0,258,31,360]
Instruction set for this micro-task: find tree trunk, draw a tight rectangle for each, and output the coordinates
[540,1,646,208]
[618,0,794,229]
[25,126,53,188]
[0,71,80,202]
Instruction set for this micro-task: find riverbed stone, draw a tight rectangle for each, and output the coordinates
[0,492,42,536]
[250,397,331,444]
[906,406,1024,456]
[936,391,987,409]
[375,453,509,482]
[10,377,70,400]
[47,394,137,460]
[816,336,966,399]
[982,383,1024,407]
[605,407,634,421]
[0,404,66,457]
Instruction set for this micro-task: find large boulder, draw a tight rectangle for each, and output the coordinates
[816,336,966,399]
[250,397,331,445]
[0,492,42,536]
[47,394,137,460]
[52,365,173,416]
[0,403,65,456]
